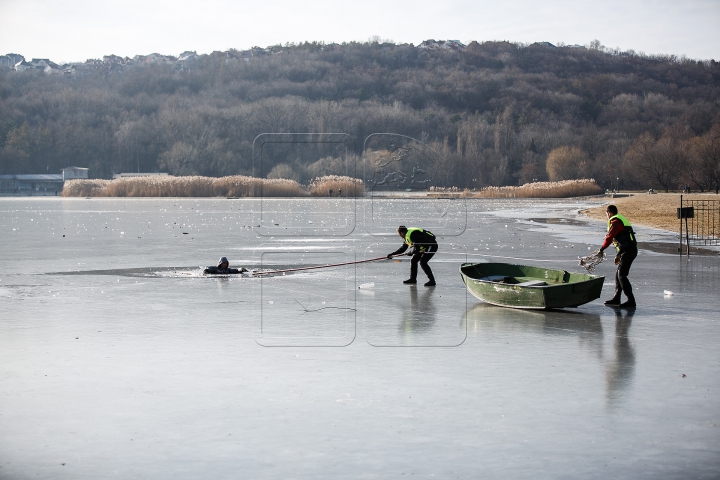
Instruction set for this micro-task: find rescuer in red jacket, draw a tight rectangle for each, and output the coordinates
[600,205,638,308]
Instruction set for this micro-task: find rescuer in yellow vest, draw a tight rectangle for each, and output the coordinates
[387,226,438,286]
[600,205,638,308]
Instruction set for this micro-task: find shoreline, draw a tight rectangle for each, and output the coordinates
[579,192,720,233]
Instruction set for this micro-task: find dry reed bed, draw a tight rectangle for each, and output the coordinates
[463,179,603,198]
[62,175,365,197]
[582,193,718,232]
[308,175,364,197]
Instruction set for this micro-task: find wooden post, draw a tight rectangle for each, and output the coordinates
[677,196,693,257]
[678,195,682,255]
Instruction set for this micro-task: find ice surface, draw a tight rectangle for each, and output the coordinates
[1,197,719,479]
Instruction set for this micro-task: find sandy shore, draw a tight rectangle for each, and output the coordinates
[580,192,720,232]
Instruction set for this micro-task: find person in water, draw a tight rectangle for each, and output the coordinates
[203,257,247,275]
[600,205,637,308]
[387,226,438,286]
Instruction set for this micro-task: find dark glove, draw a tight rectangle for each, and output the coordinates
[387,254,393,259]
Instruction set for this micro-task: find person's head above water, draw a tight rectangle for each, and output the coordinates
[397,225,408,238]
[218,256,229,268]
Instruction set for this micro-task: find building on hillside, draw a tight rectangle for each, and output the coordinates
[14,58,61,73]
[102,54,132,64]
[178,51,198,62]
[176,51,198,71]
[532,42,556,48]
[224,50,254,63]
[1,54,25,68]
[62,64,80,76]
[31,59,61,74]
[417,39,466,52]
[133,53,177,64]
[440,40,465,51]
[14,60,33,72]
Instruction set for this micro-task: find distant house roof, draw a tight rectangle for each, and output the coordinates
[14,60,33,71]
[417,39,465,52]
[178,51,197,61]
[532,42,556,48]
[31,58,60,68]
[2,53,24,64]
[133,53,177,64]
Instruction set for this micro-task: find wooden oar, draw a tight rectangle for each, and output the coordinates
[250,256,389,276]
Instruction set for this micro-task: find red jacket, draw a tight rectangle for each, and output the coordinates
[602,217,626,250]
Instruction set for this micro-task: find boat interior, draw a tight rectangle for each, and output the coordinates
[480,275,551,286]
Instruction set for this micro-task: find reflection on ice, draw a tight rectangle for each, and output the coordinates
[606,308,636,408]
[398,286,437,334]
[465,303,603,337]
[465,303,638,408]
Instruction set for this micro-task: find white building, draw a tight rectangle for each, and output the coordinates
[62,167,89,181]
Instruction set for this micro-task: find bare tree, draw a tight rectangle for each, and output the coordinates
[545,146,589,181]
[686,124,720,190]
[624,127,689,192]
[158,142,200,175]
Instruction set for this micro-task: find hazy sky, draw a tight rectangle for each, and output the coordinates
[1,0,718,63]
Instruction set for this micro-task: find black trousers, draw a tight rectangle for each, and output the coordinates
[614,245,637,300]
[409,243,438,281]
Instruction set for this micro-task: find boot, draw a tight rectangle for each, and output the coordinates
[420,262,435,287]
[405,261,418,285]
[604,293,621,306]
[618,276,636,308]
[605,272,623,306]
[620,292,636,308]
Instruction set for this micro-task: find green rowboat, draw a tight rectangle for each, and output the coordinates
[459,262,604,309]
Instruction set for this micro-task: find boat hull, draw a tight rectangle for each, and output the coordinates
[459,263,604,309]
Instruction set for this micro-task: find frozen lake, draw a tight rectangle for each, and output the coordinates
[1,197,719,479]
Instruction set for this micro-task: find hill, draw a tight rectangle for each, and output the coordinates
[1,40,719,190]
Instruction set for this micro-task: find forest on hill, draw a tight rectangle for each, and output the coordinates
[1,40,719,191]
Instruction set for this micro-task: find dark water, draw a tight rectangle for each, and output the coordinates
[1,197,718,479]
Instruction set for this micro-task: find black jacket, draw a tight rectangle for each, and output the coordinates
[391,229,437,256]
[203,266,247,275]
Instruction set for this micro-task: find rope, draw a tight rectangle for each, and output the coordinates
[250,256,389,276]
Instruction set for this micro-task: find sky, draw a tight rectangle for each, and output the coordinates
[1,0,719,63]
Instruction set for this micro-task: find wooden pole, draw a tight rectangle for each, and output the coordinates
[678,195,682,255]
